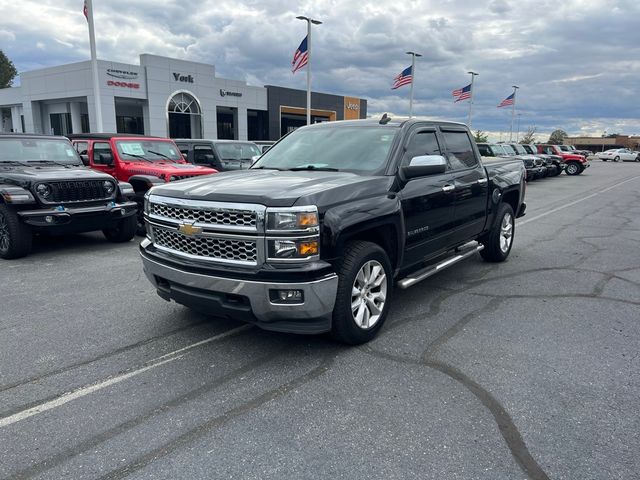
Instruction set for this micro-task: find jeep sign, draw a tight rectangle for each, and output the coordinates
[220,89,242,98]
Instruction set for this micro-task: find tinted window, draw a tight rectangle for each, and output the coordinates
[442,131,477,169]
[194,145,216,164]
[175,143,189,155]
[74,141,89,155]
[402,131,441,165]
[477,144,492,156]
[93,142,112,164]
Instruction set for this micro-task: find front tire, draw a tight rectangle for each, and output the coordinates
[331,241,392,345]
[103,215,137,243]
[0,204,33,259]
[565,162,581,175]
[480,203,515,263]
[614,156,620,162]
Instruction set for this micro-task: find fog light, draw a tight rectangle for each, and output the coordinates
[45,215,54,223]
[270,289,304,304]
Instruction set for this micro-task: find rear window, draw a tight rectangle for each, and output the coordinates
[441,130,477,169]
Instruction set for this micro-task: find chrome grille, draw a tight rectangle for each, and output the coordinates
[151,203,256,227]
[40,181,113,203]
[152,226,257,263]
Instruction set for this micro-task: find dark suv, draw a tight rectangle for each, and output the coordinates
[0,134,137,259]
[174,139,262,171]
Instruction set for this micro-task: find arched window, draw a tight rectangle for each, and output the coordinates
[168,92,201,115]
[167,91,202,139]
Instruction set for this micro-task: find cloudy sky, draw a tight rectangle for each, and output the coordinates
[1,0,638,140]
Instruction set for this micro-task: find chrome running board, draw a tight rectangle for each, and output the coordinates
[397,241,484,289]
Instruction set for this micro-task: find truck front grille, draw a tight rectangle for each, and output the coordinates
[152,226,257,264]
[41,181,113,203]
[151,203,257,227]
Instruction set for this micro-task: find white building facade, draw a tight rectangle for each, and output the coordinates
[0,54,268,141]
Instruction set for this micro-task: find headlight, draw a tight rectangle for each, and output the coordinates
[268,238,319,259]
[144,191,151,214]
[103,181,115,195]
[266,207,319,232]
[36,183,51,199]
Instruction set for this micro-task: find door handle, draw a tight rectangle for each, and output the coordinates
[442,184,455,193]
[477,178,488,184]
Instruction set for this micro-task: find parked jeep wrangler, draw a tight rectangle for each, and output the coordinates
[68,134,217,234]
[140,117,526,344]
[0,134,137,259]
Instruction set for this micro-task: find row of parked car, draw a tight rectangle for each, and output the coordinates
[0,132,269,259]
[477,142,591,179]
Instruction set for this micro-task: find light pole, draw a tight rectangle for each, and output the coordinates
[516,113,522,142]
[509,85,519,142]
[296,15,322,125]
[406,51,422,117]
[467,71,478,129]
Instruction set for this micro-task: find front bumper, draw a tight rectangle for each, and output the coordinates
[140,240,339,334]
[18,201,137,231]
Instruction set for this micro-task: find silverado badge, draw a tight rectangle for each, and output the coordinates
[178,222,202,236]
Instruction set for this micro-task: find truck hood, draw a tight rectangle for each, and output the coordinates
[0,165,115,188]
[148,169,393,207]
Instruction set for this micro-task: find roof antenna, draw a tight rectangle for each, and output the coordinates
[379,113,391,125]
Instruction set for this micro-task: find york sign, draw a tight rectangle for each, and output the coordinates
[173,73,194,83]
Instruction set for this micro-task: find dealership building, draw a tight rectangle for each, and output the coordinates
[0,54,367,141]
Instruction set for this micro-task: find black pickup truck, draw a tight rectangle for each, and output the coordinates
[0,134,138,259]
[140,117,526,344]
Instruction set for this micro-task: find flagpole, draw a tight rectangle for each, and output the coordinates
[406,51,422,118]
[509,85,519,142]
[85,0,103,132]
[467,71,478,129]
[296,16,322,126]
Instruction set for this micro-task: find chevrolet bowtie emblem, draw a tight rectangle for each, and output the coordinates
[178,222,202,236]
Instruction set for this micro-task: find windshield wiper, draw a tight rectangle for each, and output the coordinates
[0,160,31,167]
[123,153,153,163]
[286,165,339,172]
[147,150,175,162]
[34,159,76,168]
[251,166,283,170]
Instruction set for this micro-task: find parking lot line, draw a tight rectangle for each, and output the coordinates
[518,174,640,227]
[0,325,251,429]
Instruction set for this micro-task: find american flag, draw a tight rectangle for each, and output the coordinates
[83,0,88,20]
[291,36,308,74]
[498,93,515,108]
[391,66,413,89]
[452,83,471,102]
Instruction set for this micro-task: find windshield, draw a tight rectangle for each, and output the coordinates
[252,126,399,174]
[512,144,527,155]
[0,138,82,164]
[559,145,571,151]
[115,140,182,162]
[521,145,534,154]
[215,143,261,160]
[501,145,517,155]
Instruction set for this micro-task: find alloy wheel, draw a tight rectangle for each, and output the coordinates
[499,212,514,253]
[351,260,388,329]
[0,212,9,252]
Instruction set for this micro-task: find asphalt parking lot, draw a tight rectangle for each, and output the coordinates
[1,161,639,480]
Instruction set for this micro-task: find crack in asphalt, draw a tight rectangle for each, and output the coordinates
[96,351,337,480]
[6,347,289,480]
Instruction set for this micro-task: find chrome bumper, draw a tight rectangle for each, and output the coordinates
[140,241,338,334]
[18,201,137,226]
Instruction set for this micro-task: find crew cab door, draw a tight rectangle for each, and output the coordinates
[398,127,455,267]
[440,128,489,245]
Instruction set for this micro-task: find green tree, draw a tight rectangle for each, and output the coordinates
[548,129,568,144]
[0,50,18,88]
[473,130,488,143]
[519,126,537,144]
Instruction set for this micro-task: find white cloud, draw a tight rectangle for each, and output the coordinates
[0,0,639,135]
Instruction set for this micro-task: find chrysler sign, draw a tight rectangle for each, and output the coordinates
[106,68,138,80]
[220,89,242,98]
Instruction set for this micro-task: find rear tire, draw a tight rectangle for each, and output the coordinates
[614,156,620,162]
[0,204,33,259]
[331,241,392,345]
[480,203,514,263]
[103,215,137,243]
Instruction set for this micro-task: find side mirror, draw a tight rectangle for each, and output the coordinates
[401,155,447,179]
[80,154,89,166]
[98,153,114,165]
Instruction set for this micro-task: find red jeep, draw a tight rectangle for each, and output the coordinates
[536,144,589,176]
[69,134,217,233]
